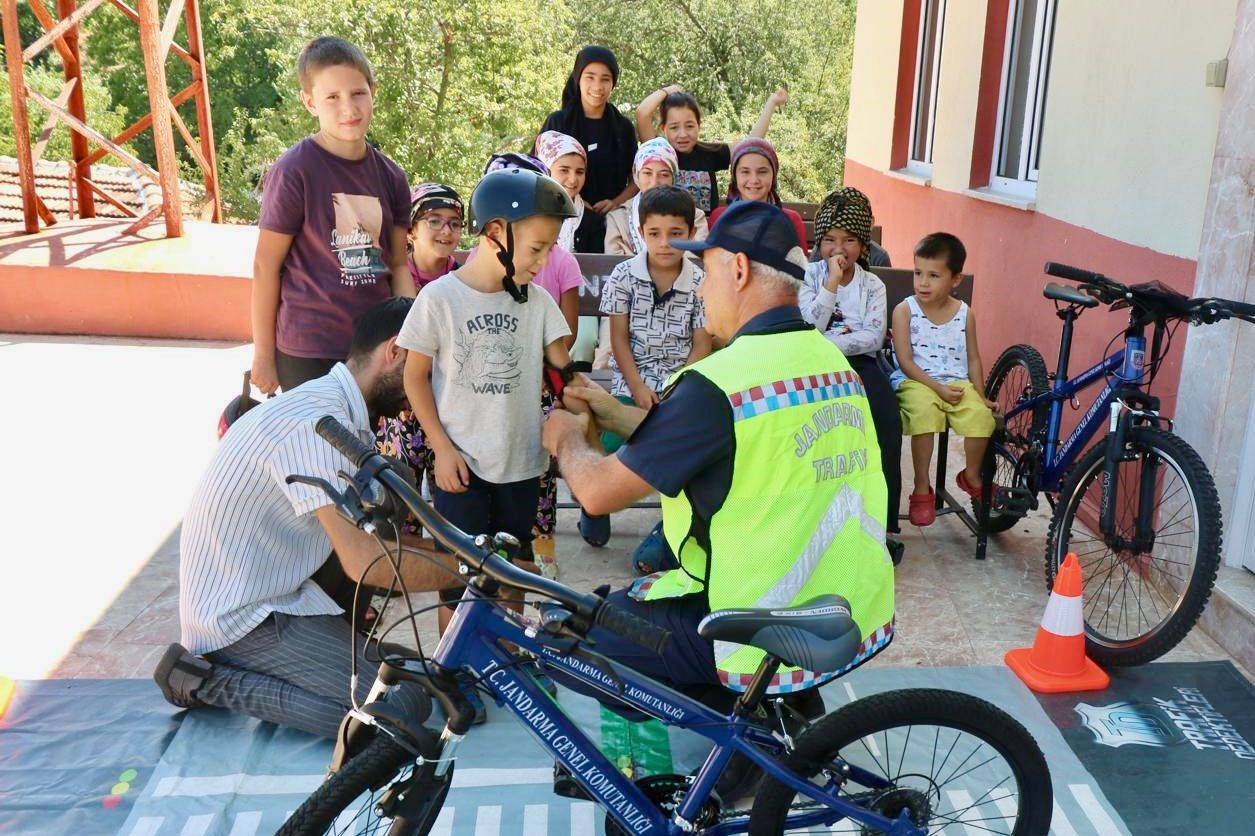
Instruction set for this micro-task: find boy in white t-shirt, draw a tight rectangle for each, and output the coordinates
[398,169,577,647]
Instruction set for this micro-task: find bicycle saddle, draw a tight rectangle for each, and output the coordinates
[698,595,863,673]
[1043,282,1099,308]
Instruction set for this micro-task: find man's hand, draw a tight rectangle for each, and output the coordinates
[543,408,591,457]
[563,380,619,424]
[433,447,471,493]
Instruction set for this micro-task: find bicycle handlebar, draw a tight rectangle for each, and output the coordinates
[313,417,672,655]
[1044,261,1110,287]
[1044,262,1255,326]
[315,415,378,466]
[593,599,671,655]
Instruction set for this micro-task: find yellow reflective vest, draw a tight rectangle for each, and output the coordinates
[638,327,895,692]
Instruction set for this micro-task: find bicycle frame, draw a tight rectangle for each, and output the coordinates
[424,586,920,836]
[1004,347,1127,491]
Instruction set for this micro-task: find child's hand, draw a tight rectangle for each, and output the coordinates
[984,397,999,411]
[662,83,684,95]
[937,384,965,405]
[433,448,470,493]
[631,383,660,411]
[590,199,616,214]
[770,87,790,108]
[251,353,279,396]
[824,252,849,288]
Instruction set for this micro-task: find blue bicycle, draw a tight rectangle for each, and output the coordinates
[280,418,1053,835]
[984,262,1255,667]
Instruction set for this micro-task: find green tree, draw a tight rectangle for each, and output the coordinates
[569,0,856,202]
[5,0,856,221]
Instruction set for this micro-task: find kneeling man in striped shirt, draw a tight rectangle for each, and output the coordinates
[157,298,474,739]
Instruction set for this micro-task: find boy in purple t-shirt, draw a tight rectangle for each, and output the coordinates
[250,36,412,394]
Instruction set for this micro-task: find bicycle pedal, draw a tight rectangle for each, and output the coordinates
[993,486,1035,514]
[552,763,592,800]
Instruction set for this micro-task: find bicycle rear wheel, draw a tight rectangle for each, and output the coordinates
[985,346,1049,533]
[748,688,1052,835]
[1047,427,1222,666]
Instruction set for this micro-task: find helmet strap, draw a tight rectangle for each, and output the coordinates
[490,222,528,303]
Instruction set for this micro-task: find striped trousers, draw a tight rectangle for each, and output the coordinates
[198,612,429,739]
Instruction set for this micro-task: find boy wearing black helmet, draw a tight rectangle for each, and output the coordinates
[397,168,579,641]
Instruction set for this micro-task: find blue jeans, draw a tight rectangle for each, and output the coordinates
[546,590,734,714]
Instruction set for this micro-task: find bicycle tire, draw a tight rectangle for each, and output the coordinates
[279,734,421,836]
[985,346,1049,533]
[748,688,1052,835]
[1046,427,1222,667]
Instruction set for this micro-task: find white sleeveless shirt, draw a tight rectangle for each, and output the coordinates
[905,296,969,383]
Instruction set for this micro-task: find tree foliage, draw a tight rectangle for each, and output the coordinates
[2,0,855,221]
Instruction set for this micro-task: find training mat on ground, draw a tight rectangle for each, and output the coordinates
[1035,660,1255,836]
[0,665,1182,835]
[0,679,181,833]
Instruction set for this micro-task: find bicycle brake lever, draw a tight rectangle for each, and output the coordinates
[286,473,344,501]
[287,473,372,531]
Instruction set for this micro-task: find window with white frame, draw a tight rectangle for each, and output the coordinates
[992,0,1057,196]
[907,0,945,176]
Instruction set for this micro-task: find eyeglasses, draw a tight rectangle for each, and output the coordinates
[417,215,464,233]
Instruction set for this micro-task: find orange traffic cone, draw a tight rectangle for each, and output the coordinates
[1005,553,1110,693]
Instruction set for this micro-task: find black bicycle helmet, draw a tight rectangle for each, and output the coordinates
[468,168,577,302]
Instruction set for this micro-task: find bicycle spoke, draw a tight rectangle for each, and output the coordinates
[940,752,1004,788]
[897,724,913,779]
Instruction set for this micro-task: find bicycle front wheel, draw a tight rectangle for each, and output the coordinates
[748,688,1053,835]
[1047,427,1222,667]
[280,734,425,836]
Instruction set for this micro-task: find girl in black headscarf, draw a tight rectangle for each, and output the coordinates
[538,46,638,253]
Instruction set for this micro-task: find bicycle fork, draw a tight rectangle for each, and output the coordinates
[1098,397,1163,552]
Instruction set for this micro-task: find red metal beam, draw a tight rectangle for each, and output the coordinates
[182,0,220,221]
[136,0,182,236]
[56,0,95,218]
[24,0,75,66]
[82,82,197,168]
[2,0,40,232]
[82,176,139,217]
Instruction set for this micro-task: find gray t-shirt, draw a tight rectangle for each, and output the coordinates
[398,273,571,483]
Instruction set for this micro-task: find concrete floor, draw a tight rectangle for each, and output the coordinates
[0,333,1246,685]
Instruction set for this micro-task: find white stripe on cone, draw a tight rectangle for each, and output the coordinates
[1039,590,1084,637]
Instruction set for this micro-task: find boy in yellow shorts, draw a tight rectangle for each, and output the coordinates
[891,233,996,526]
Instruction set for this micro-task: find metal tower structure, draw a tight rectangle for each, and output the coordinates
[2,0,220,236]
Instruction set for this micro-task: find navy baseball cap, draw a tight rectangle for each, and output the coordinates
[672,200,807,280]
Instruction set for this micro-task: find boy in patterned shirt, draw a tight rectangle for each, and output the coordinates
[579,186,713,549]
[602,185,712,421]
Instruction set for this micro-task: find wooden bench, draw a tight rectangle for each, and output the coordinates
[784,203,882,252]
[871,267,991,560]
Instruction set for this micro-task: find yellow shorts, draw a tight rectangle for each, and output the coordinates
[897,379,996,437]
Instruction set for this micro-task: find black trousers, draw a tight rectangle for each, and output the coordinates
[434,471,540,605]
[848,353,903,534]
[275,350,337,392]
